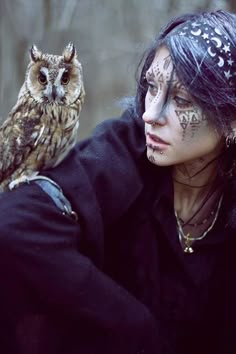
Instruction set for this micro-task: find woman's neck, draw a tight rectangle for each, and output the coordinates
[173,156,221,221]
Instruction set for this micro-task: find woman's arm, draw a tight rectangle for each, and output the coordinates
[0,186,158,353]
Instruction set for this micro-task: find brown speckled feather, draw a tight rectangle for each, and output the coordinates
[0,43,85,191]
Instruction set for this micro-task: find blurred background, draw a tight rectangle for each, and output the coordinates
[1,0,236,138]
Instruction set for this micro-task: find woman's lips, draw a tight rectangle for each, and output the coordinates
[146,132,169,146]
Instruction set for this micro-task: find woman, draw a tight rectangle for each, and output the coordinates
[1,9,236,354]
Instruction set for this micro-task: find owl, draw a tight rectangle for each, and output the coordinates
[0,42,85,192]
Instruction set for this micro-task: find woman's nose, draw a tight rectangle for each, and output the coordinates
[142,98,167,125]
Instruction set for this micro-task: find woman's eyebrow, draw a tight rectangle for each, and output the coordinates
[172,80,188,93]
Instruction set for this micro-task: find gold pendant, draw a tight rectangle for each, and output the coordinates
[184,245,194,253]
[183,234,194,254]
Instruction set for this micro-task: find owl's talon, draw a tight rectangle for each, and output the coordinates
[9,176,30,190]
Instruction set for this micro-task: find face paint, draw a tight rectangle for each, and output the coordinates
[175,107,207,139]
[142,45,224,168]
[163,54,172,70]
[148,154,156,164]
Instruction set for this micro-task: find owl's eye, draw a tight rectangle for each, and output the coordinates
[61,71,70,85]
[38,72,47,85]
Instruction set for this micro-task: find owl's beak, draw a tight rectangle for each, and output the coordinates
[52,85,57,101]
[44,84,64,103]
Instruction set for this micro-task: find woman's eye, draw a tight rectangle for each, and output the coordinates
[147,82,159,97]
[38,72,47,85]
[174,96,192,108]
[61,71,70,85]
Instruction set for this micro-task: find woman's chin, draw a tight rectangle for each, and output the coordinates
[146,150,170,166]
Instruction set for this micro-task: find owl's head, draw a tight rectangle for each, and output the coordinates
[24,43,85,106]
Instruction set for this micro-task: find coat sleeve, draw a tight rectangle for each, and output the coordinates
[46,108,147,229]
[0,109,159,354]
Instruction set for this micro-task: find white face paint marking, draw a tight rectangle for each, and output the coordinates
[142,45,224,167]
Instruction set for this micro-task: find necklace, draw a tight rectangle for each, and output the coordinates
[179,206,217,227]
[175,195,223,254]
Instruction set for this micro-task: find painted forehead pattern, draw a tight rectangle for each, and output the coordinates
[172,19,236,85]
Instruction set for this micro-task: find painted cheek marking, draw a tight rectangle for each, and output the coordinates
[175,107,205,140]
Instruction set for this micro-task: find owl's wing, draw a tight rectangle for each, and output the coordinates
[0,108,48,181]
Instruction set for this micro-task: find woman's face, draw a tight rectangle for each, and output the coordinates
[142,45,224,167]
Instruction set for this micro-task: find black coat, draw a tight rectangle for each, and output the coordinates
[0,109,236,354]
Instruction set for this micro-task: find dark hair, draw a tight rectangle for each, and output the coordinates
[135,10,236,134]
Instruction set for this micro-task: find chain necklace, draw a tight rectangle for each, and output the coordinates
[175,195,223,254]
[179,207,217,227]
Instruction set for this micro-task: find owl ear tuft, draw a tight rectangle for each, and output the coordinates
[63,43,77,63]
[30,45,42,62]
